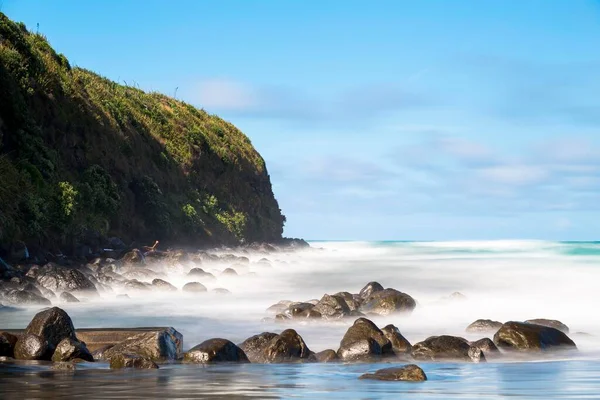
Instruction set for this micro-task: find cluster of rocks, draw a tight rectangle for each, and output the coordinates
[265,281,417,322]
[0,242,296,306]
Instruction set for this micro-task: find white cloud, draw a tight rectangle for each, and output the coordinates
[195,79,258,111]
[477,165,547,186]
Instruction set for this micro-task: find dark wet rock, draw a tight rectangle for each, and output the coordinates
[212,288,231,295]
[466,319,503,333]
[493,321,576,352]
[266,300,294,314]
[358,281,384,300]
[275,313,289,321]
[412,335,485,362]
[0,332,18,357]
[124,279,151,292]
[4,289,51,305]
[525,319,570,334]
[470,338,500,356]
[51,362,77,371]
[110,353,158,369]
[187,268,215,280]
[59,292,80,303]
[151,279,177,292]
[51,338,94,362]
[315,349,338,363]
[221,268,238,276]
[359,364,427,382]
[381,324,412,355]
[359,289,416,316]
[25,307,77,351]
[27,263,97,297]
[120,249,145,266]
[14,334,49,360]
[337,318,393,361]
[182,282,207,293]
[262,329,312,363]
[91,345,115,360]
[284,302,316,318]
[184,339,249,363]
[313,294,351,319]
[333,291,361,311]
[99,328,182,361]
[239,332,279,363]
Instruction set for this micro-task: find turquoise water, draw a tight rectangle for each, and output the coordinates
[1,240,600,398]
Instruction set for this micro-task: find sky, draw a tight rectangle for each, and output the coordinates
[4,0,600,240]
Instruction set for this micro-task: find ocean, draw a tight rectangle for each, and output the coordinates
[1,240,600,399]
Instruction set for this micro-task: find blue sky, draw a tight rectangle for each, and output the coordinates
[4,0,600,240]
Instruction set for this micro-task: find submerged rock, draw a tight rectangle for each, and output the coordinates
[238,332,279,363]
[184,339,249,363]
[466,319,503,333]
[525,319,569,334]
[315,349,338,363]
[359,364,427,382]
[493,321,576,352]
[51,338,94,362]
[262,329,313,363]
[14,334,48,360]
[337,318,393,361]
[359,289,416,316]
[110,353,158,369]
[182,282,207,293]
[411,335,485,362]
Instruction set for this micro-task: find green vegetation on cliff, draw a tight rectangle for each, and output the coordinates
[0,13,285,252]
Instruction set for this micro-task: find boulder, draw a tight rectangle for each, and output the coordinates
[266,300,294,314]
[315,349,338,363]
[51,338,94,362]
[27,263,97,297]
[466,319,503,333]
[525,319,569,334]
[24,307,77,350]
[359,288,416,316]
[0,332,18,357]
[14,334,48,360]
[381,324,412,355]
[411,335,485,362]
[187,268,215,280]
[124,279,151,292]
[4,289,51,305]
[120,249,145,266]
[284,302,316,318]
[333,291,361,311]
[98,328,182,361]
[262,329,312,363]
[182,282,207,293]
[337,318,393,361]
[359,364,427,382]
[151,279,177,292]
[59,292,80,303]
[358,281,384,300]
[493,321,576,352]
[470,338,500,357]
[110,353,158,369]
[312,294,351,319]
[184,339,249,363]
[238,332,279,363]
[221,268,238,276]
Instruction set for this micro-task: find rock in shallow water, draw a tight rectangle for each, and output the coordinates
[493,321,576,352]
[27,263,97,297]
[110,353,158,369]
[151,279,177,292]
[262,329,313,363]
[312,294,351,319]
[3,289,51,306]
[14,334,48,360]
[525,319,569,334]
[238,332,279,363]
[51,338,94,362]
[381,324,412,355]
[184,339,249,363]
[59,292,80,303]
[359,288,416,316]
[337,318,393,361]
[182,282,207,293]
[470,338,500,357]
[358,282,384,300]
[359,364,427,382]
[466,319,503,333]
[25,307,77,351]
[315,349,338,363]
[0,332,18,357]
[411,335,485,362]
[99,328,182,361]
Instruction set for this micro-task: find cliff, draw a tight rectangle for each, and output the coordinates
[0,13,286,255]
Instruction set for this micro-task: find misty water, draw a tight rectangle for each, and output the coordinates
[2,240,600,398]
